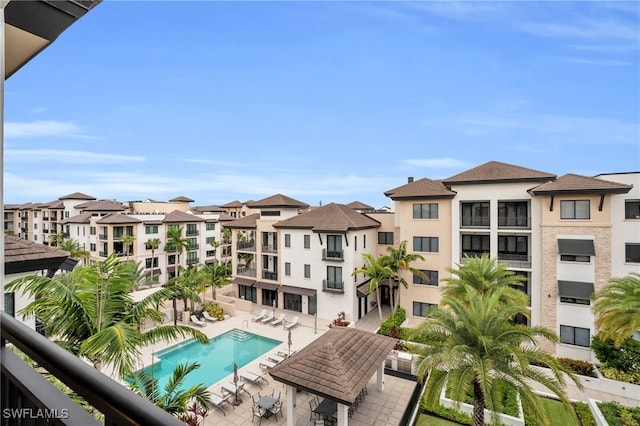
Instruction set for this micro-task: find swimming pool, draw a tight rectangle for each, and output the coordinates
[136,329,281,390]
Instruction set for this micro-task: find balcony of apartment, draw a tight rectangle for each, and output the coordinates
[498,253,531,269]
[98,233,108,240]
[185,229,199,236]
[460,216,490,228]
[42,214,49,221]
[498,216,531,229]
[42,228,49,234]
[187,244,199,250]
[261,244,278,254]
[236,240,256,252]
[460,250,489,262]
[262,270,278,281]
[236,266,257,277]
[1,312,183,426]
[322,249,344,262]
[98,251,108,257]
[51,213,58,221]
[186,256,199,265]
[322,280,344,294]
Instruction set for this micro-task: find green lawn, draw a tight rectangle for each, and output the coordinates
[416,414,462,426]
[537,398,579,426]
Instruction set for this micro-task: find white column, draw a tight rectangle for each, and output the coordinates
[376,361,384,392]
[337,403,349,426]
[286,384,296,426]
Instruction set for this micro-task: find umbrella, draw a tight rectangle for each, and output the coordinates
[232,362,241,405]
[288,329,292,354]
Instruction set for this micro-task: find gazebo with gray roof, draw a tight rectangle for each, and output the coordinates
[269,326,397,426]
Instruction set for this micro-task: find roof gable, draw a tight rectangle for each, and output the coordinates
[530,173,633,195]
[222,213,259,229]
[384,178,456,199]
[274,203,380,232]
[444,161,556,185]
[249,194,309,209]
[58,192,96,200]
[162,210,204,223]
[96,214,142,224]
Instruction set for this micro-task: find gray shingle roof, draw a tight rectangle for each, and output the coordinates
[273,203,380,232]
[4,235,70,275]
[96,214,143,224]
[444,161,556,185]
[384,178,456,199]
[248,194,309,209]
[58,192,96,200]
[162,210,205,223]
[76,200,125,211]
[222,213,260,229]
[530,173,633,195]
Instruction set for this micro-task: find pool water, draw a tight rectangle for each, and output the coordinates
[135,329,281,391]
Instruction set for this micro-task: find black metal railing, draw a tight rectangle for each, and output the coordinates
[322,280,344,294]
[498,254,532,268]
[498,216,531,229]
[0,312,183,425]
[322,249,344,261]
[262,270,278,280]
[261,245,277,254]
[460,216,490,228]
[236,267,257,277]
[236,241,255,251]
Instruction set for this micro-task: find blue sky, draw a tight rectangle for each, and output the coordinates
[5,1,639,209]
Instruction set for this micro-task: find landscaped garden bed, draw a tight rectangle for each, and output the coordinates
[596,401,640,426]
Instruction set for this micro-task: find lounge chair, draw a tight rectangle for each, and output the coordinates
[252,309,267,322]
[284,316,299,330]
[260,312,275,324]
[269,313,285,327]
[259,359,278,369]
[277,348,296,358]
[268,354,285,364]
[207,392,230,416]
[202,311,218,322]
[190,315,206,327]
[240,371,269,389]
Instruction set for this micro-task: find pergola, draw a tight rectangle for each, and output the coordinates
[269,326,397,426]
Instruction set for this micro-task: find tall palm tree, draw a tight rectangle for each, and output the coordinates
[58,238,90,263]
[412,285,580,426]
[443,253,529,310]
[49,231,65,247]
[353,253,394,320]
[128,361,209,421]
[5,253,208,378]
[165,226,189,278]
[593,272,640,347]
[382,240,427,310]
[122,234,135,260]
[146,237,162,283]
[204,261,232,301]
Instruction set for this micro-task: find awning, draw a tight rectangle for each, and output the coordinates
[233,277,256,287]
[167,266,176,274]
[60,258,79,272]
[254,281,279,291]
[558,239,595,256]
[558,280,595,299]
[356,279,371,298]
[280,285,316,297]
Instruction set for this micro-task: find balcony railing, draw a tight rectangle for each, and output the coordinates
[460,251,489,262]
[262,270,278,281]
[322,280,344,294]
[236,241,256,251]
[0,312,183,425]
[460,216,490,228]
[322,249,344,261]
[98,234,108,240]
[236,266,257,277]
[187,244,199,250]
[186,257,199,265]
[99,251,108,257]
[498,254,531,269]
[498,216,531,229]
[185,229,199,236]
[261,245,277,254]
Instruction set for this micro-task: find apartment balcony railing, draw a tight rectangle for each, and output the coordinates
[261,245,277,254]
[498,254,532,269]
[99,251,108,257]
[185,229,199,236]
[42,215,49,220]
[322,249,344,261]
[460,251,490,262]
[50,214,58,221]
[322,280,344,294]
[498,216,531,229]
[236,266,257,277]
[460,216,490,228]
[0,312,183,426]
[262,270,278,281]
[186,257,199,265]
[236,241,256,252]
[43,229,49,234]
[98,234,108,240]
[187,244,199,250]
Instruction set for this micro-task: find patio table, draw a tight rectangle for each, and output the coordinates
[313,398,337,420]
[257,395,277,411]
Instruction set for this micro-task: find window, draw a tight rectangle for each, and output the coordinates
[90,243,96,252]
[303,235,310,249]
[327,235,342,257]
[239,285,257,303]
[378,232,394,245]
[560,325,590,347]
[413,236,439,253]
[462,234,489,257]
[498,201,529,227]
[187,238,197,249]
[206,250,215,257]
[327,266,342,285]
[363,235,366,248]
[186,224,198,235]
[168,254,176,265]
[206,236,216,245]
[560,200,590,220]
[261,210,281,216]
[498,236,528,260]
[206,223,216,231]
[284,234,291,248]
[625,200,640,219]
[90,226,96,235]
[145,257,159,268]
[414,270,438,286]
[4,293,15,317]
[33,212,38,218]
[461,202,489,226]
[284,293,302,312]
[285,262,291,276]
[626,243,640,263]
[560,254,590,263]
[186,252,198,263]
[413,302,437,317]
[413,203,438,219]
[304,264,311,278]
[261,289,278,307]
[354,236,357,251]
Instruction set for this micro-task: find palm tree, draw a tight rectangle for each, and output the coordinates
[204,261,232,301]
[593,272,640,347]
[127,361,209,421]
[58,238,90,262]
[122,234,135,260]
[382,240,427,310]
[49,231,65,247]
[165,226,189,278]
[5,253,208,378]
[412,285,580,426]
[443,253,529,310]
[146,237,162,283]
[353,253,394,320]
[175,265,206,311]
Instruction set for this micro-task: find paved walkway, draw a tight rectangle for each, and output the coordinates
[355,305,393,333]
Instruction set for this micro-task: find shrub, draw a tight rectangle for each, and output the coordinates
[558,357,597,378]
[597,402,640,426]
[591,335,640,373]
[379,306,406,336]
[328,311,350,328]
[599,366,640,385]
[205,304,224,320]
[574,402,596,426]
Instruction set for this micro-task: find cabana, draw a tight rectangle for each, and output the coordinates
[269,326,397,426]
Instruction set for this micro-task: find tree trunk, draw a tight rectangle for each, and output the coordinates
[472,379,484,426]
[376,286,383,320]
[173,297,178,326]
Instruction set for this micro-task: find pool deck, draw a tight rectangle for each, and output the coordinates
[137,308,417,425]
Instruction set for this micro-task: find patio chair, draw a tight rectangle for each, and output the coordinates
[207,392,230,416]
[284,316,299,330]
[260,312,275,324]
[269,400,282,420]
[309,400,322,421]
[277,348,296,358]
[251,404,266,425]
[190,315,206,327]
[268,354,285,364]
[240,371,269,389]
[202,311,218,322]
[252,309,267,322]
[269,313,286,327]
[259,358,278,369]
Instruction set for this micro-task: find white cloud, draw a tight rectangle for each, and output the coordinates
[6,149,145,163]
[519,19,639,42]
[402,158,470,168]
[5,120,91,139]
